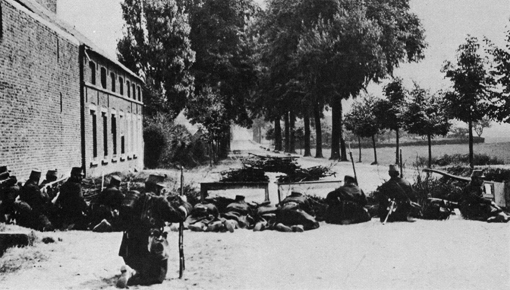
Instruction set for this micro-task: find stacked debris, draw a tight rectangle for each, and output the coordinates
[242,155,299,174]
[276,165,335,183]
[219,167,269,183]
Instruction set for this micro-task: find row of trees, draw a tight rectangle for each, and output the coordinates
[116,1,510,168]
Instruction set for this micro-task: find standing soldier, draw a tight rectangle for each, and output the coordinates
[377,165,419,223]
[56,167,88,230]
[324,175,371,225]
[17,170,54,231]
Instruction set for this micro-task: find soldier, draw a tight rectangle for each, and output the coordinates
[17,170,54,231]
[186,202,220,232]
[459,170,509,222]
[117,175,192,287]
[56,167,88,230]
[89,175,125,232]
[377,165,419,223]
[324,175,371,225]
[273,191,319,232]
[39,169,59,200]
[0,167,20,223]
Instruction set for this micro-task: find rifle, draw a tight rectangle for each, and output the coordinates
[399,149,403,178]
[39,176,69,203]
[422,168,471,183]
[179,166,185,279]
[382,199,396,225]
[348,143,358,185]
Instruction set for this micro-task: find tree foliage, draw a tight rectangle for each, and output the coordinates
[118,0,195,119]
[488,25,510,123]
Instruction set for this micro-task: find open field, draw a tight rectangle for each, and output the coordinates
[300,141,510,166]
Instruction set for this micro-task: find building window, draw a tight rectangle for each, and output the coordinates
[110,72,116,92]
[119,77,124,95]
[89,62,96,85]
[112,114,117,155]
[102,112,108,156]
[120,114,125,154]
[126,81,131,98]
[100,67,107,89]
[132,84,136,100]
[137,86,141,101]
[91,110,98,158]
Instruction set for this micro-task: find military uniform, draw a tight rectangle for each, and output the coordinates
[17,170,54,231]
[377,165,418,223]
[56,167,88,230]
[324,175,371,225]
[118,175,192,286]
[89,175,125,231]
[0,167,20,223]
[273,191,319,231]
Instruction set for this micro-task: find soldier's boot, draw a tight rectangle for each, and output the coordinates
[291,225,304,232]
[116,265,135,289]
[188,222,206,232]
[275,223,292,232]
[205,221,223,232]
[253,221,267,232]
[223,220,235,233]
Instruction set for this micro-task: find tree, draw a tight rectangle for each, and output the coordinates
[488,25,510,123]
[118,0,195,119]
[402,85,452,168]
[344,95,383,165]
[185,0,259,158]
[296,0,426,161]
[442,36,497,168]
[473,116,492,137]
[375,78,407,164]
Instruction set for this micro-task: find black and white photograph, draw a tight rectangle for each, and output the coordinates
[1,0,509,289]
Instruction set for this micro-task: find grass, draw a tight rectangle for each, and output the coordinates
[305,142,510,166]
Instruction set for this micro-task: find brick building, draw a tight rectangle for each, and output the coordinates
[0,0,144,179]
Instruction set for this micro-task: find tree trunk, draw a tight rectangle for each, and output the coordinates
[330,97,341,160]
[468,120,474,168]
[339,101,348,161]
[428,133,432,168]
[314,103,323,158]
[284,112,290,153]
[275,117,282,151]
[289,110,296,153]
[395,128,400,164]
[372,135,378,165]
[358,136,362,163]
[304,113,311,157]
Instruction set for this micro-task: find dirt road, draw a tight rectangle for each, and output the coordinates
[1,141,509,290]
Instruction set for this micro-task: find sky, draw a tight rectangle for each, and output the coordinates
[57,0,510,138]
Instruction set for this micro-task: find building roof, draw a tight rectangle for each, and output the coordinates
[10,0,143,83]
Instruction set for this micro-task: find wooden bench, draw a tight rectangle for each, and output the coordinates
[200,181,270,202]
[275,180,343,203]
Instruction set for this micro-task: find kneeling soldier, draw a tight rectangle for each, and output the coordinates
[324,175,371,225]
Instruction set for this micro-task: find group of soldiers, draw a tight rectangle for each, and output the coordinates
[0,166,89,231]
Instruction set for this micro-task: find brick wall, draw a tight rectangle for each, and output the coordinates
[0,0,82,180]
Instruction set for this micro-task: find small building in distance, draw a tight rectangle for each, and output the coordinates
[0,0,144,179]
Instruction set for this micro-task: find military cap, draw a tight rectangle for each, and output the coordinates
[471,170,485,178]
[0,166,8,174]
[46,169,58,181]
[389,164,399,173]
[234,195,245,202]
[146,173,166,185]
[71,167,84,176]
[110,175,121,187]
[0,171,9,180]
[289,191,304,197]
[29,170,42,181]
[344,175,356,183]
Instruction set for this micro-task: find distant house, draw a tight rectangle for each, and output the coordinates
[0,0,144,179]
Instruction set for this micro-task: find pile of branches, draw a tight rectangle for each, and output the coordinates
[276,166,335,183]
[242,156,299,174]
[219,167,269,183]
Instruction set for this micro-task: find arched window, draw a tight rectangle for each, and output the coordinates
[126,80,131,98]
[110,72,116,92]
[119,77,124,95]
